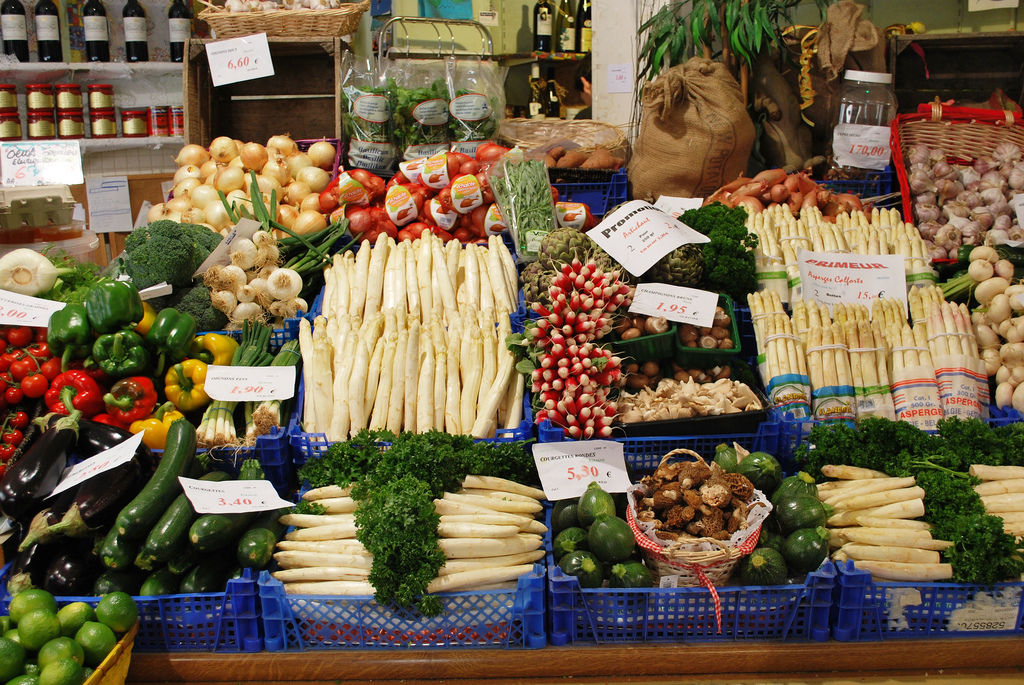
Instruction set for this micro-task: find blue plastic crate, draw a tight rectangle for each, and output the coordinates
[816,167,894,199]
[551,168,628,218]
[733,303,756,355]
[832,560,1024,641]
[0,564,262,652]
[548,554,834,644]
[258,563,547,650]
[536,420,780,478]
[207,320,299,353]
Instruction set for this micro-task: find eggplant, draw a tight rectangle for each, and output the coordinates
[76,419,155,470]
[17,485,82,551]
[0,413,81,521]
[43,541,100,596]
[7,542,60,595]
[49,456,148,537]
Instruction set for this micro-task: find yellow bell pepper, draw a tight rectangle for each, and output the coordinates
[135,301,157,336]
[191,333,239,367]
[165,359,210,412]
[130,402,186,450]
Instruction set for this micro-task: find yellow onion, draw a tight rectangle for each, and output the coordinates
[204,201,232,230]
[285,181,312,205]
[262,160,290,187]
[277,204,299,229]
[209,136,239,163]
[200,159,219,181]
[240,142,269,171]
[181,207,206,225]
[255,174,282,196]
[228,155,245,168]
[162,210,183,222]
[299,193,322,212]
[165,195,193,214]
[174,144,210,167]
[215,166,246,193]
[267,134,298,157]
[296,166,330,193]
[173,177,202,198]
[292,209,327,235]
[147,203,165,223]
[307,140,336,170]
[226,189,249,203]
[285,151,313,179]
[189,184,220,211]
[173,164,203,185]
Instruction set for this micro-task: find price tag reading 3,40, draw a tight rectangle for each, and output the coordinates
[179,477,293,514]
[629,283,719,327]
[533,441,631,500]
[206,33,275,87]
[204,365,296,402]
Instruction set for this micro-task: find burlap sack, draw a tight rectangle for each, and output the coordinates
[629,58,754,201]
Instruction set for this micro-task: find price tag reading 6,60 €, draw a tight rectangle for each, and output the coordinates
[532,440,631,500]
[206,33,275,88]
[179,477,293,514]
[204,365,296,402]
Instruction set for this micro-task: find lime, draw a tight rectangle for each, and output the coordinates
[4,629,21,644]
[38,658,84,685]
[17,611,62,652]
[0,616,10,634]
[9,591,57,625]
[6,676,40,685]
[79,669,92,682]
[21,663,38,676]
[55,605,93,640]
[72,623,116,668]
[0,636,26,682]
[37,639,84,670]
[94,593,137,634]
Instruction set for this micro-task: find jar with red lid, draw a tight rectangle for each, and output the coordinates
[26,84,55,112]
[90,109,116,138]
[0,111,21,141]
[170,106,184,136]
[55,84,83,111]
[0,85,16,111]
[57,109,85,139]
[27,110,55,140]
[88,84,114,110]
[121,108,149,137]
[149,106,169,136]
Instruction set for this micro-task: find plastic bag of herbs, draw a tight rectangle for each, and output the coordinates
[487,147,557,263]
[445,55,507,157]
[386,58,451,161]
[341,52,398,172]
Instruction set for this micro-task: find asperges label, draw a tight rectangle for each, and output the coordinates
[533,440,631,500]
[179,477,293,514]
[797,249,907,318]
[204,365,296,402]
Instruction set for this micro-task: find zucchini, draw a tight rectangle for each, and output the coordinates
[774,495,832,537]
[552,527,588,562]
[587,514,635,564]
[771,473,818,508]
[93,568,145,595]
[550,499,580,535]
[609,560,653,588]
[558,550,604,589]
[99,528,140,571]
[782,526,831,574]
[236,507,288,569]
[189,460,265,553]
[179,555,235,593]
[577,482,615,528]
[740,547,788,585]
[139,567,181,596]
[115,420,198,539]
[735,451,783,497]
[166,546,201,576]
[136,471,232,571]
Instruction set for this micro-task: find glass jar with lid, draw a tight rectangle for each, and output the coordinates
[831,70,898,172]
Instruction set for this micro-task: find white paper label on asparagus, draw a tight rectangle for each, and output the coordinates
[891,366,943,431]
[0,290,67,327]
[587,200,710,277]
[653,195,704,217]
[797,249,907,317]
[832,123,891,171]
[193,218,259,277]
[934,355,984,419]
[949,594,1021,632]
[204,365,296,401]
[47,432,144,499]
[179,477,293,514]
[628,284,718,327]
[533,440,631,500]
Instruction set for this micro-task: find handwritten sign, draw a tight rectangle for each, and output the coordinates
[587,200,710,277]
[0,290,67,327]
[797,249,907,317]
[607,63,633,94]
[629,283,719,327]
[85,175,133,233]
[48,432,144,499]
[179,477,293,514]
[653,195,704,217]
[205,365,296,402]
[193,218,258,277]
[832,124,891,171]
[1,141,83,187]
[533,440,631,500]
[206,33,275,88]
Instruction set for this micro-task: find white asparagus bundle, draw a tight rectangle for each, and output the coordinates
[848,560,953,581]
[821,465,890,480]
[840,543,940,564]
[273,568,370,582]
[832,486,926,512]
[975,479,1024,496]
[827,498,926,526]
[821,477,916,504]
[970,464,1024,481]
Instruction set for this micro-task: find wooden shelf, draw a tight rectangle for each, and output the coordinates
[496,51,589,67]
[12,136,184,154]
[1,62,183,84]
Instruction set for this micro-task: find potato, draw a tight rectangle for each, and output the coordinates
[580,147,621,170]
[549,146,566,161]
[625,373,650,390]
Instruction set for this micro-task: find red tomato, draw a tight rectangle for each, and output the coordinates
[33,327,46,342]
[21,373,47,399]
[9,358,36,382]
[0,340,8,355]
[2,429,22,446]
[7,327,32,348]
[40,357,61,382]
[5,387,23,405]
[0,444,15,462]
[9,411,28,430]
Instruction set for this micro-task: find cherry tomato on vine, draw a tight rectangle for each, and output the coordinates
[0,444,16,462]
[40,357,61,382]
[10,357,37,382]
[26,342,49,359]
[9,411,28,430]
[5,387,23,405]
[0,340,8,356]
[33,327,46,343]
[21,374,47,399]
[3,429,23,447]
[7,327,33,348]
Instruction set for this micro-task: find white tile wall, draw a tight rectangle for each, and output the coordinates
[82,145,177,177]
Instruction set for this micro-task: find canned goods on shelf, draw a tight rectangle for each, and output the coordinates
[149,105,169,136]
[55,84,83,111]
[121,108,149,137]
[88,84,114,110]
[26,84,54,111]
[0,111,21,141]
[0,85,16,110]
[90,108,117,138]
[27,110,55,139]
[57,109,85,139]
[170,105,183,136]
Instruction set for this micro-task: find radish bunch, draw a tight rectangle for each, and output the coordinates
[522,258,630,439]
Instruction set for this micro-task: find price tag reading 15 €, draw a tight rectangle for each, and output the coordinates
[206,33,275,87]
[179,477,293,514]
[532,441,632,500]
[204,365,296,402]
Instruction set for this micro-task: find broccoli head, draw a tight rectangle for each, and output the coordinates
[169,284,228,332]
[124,220,199,289]
[182,223,225,272]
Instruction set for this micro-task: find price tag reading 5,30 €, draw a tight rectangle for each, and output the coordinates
[204,365,296,402]
[179,477,293,514]
[532,440,631,500]
[206,33,275,87]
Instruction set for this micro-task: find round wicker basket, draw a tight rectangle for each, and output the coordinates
[198,0,369,39]
[498,118,629,157]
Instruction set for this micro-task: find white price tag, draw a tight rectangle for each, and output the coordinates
[193,218,258,276]
[1,140,83,187]
[653,195,704,217]
[798,249,907,317]
[659,575,679,588]
[478,10,499,26]
[533,440,632,500]
[832,124,891,171]
[138,282,172,301]
[629,284,719,327]
[179,477,293,514]
[204,365,296,401]
[588,200,710,277]
[205,33,275,88]
[48,432,144,499]
[949,597,1021,631]
[0,290,67,327]
[969,0,1019,11]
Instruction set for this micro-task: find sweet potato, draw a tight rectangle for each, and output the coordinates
[556,151,589,168]
[549,146,566,161]
[580,147,620,170]
[543,155,557,168]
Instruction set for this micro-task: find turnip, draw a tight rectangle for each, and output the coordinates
[968,259,995,282]
[976,277,1010,305]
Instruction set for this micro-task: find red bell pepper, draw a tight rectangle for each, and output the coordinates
[91,412,130,430]
[66,359,111,388]
[45,370,105,418]
[103,376,159,425]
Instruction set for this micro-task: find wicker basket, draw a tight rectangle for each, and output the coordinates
[626,450,770,587]
[892,102,1024,225]
[198,0,368,39]
[498,118,629,158]
[85,622,138,685]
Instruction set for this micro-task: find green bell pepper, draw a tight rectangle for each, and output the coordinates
[145,308,197,377]
[85,280,144,335]
[48,304,93,372]
[92,329,151,379]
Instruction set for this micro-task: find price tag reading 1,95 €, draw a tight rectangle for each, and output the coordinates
[629,283,719,328]
[204,365,296,402]
[179,477,294,514]
[0,289,66,327]
[533,440,631,500]
[206,33,275,88]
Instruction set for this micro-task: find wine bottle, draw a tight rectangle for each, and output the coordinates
[545,68,560,119]
[1,0,29,62]
[82,0,109,62]
[576,0,591,53]
[532,0,552,53]
[168,0,191,63]
[528,63,544,120]
[34,0,62,62]
[557,0,575,54]
[122,0,147,62]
